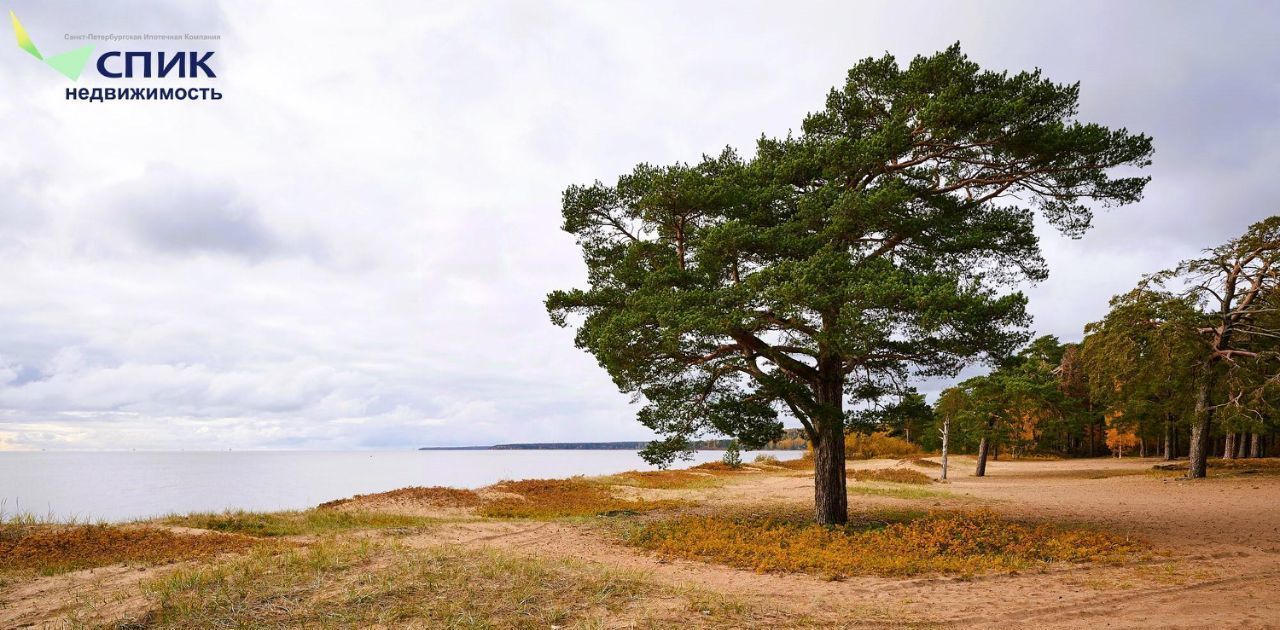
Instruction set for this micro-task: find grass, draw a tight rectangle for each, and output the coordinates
[847,484,953,500]
[136,539,792,629]
[904,457,941,468]
[689,461,752,472]
[163,509,439,537]
[598,469,723,490]
[138,539,650,629]
[850,468,934,485]
[624,508,1145,579]
[477,477,685,519]
[317,486,483,510]
[1153,457,1280,476]
[0,522,261,577]
[776,455,814,471]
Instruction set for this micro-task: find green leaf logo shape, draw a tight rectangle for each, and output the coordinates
[11,11,94,80]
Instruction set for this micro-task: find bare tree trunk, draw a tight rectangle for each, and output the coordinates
[939,417,950,481]
[812,366,846,526]
[1188,366,1216,478]
[1164,415,1176,461]
[1238,432,1249,459]
[975,436,990,477]
[1250,433,1261,459]
[1224,433,1236,460]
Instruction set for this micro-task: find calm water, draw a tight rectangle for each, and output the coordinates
[0,450,801,522]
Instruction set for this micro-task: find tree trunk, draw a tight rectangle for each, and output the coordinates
[1188,365,1216,478]
[940,417,950,481]
[1224,433,1235,460]
[1163,415,1176,461]
[1250,433,1261,459]
[813,423,846,525]
[811,364,846,526]
[975,436,990,477]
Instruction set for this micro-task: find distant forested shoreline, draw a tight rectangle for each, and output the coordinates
[419,430,809,451]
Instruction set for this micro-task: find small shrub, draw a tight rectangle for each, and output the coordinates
[477,478,682,519]
[624,509,1145,578]
[722,440,743,468]
[753,454,781,466]
[0,524,260,576]
[850,468,933,485]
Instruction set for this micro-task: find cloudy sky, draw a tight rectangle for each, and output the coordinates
[0,1,1276,450]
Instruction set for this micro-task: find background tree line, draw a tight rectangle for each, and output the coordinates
[918,217,1280,477]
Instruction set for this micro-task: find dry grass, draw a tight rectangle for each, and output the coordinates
[599,469,722,490]
[317,486,482,510]
[689,461,750,472]
[850,468,934,485]
[0,523,261,577]
[846,432,921,460]
[1153,458,1280,476]
[136,539,790,629]
[777,454,815,471]
[137,540,650,628]
[163,509,438,537]
[624,508,1145,579]
[477,478,685,519]
[904,457,942,468]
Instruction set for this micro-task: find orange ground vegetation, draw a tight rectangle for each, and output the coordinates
[849,468,934,485]
[905,457,942,468]
[689,461,750,472]
[0,524,260,576]
[845,432,920,459]
[601,470,720,489]
[625,509,1144,578]
[477,478,684,519]
[318,486,483,510]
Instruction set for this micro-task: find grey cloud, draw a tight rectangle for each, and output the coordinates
[125,187,282,260]
[104,172,331,263]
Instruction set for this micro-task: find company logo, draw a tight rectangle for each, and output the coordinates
[10,11,94,80]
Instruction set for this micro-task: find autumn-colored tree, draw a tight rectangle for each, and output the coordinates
[1104,412,1141,457]
[1079,287,1200,460]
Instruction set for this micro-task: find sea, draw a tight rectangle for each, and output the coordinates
[0,449,802,522]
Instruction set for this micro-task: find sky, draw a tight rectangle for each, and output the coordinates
[0,1,1277,450]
